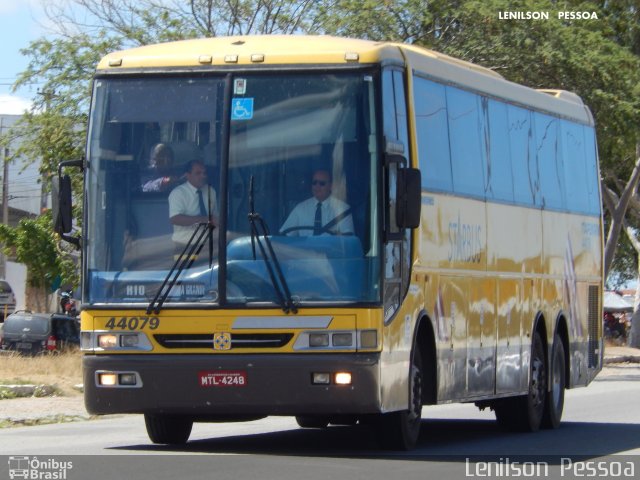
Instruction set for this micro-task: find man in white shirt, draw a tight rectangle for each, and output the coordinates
[168,160,218,248]
[280,169,354,236]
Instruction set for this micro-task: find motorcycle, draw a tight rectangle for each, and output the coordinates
[59,290,78,317]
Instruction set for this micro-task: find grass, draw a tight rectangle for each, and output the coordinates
[0,350,90,429]
[0,350,83,396]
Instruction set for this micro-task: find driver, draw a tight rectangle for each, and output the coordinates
[280,169,354,236]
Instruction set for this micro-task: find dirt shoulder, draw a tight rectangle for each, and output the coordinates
[0,351,89,426]
[0,393,90,425]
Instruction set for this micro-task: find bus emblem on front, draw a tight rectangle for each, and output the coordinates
[213,332,231,350]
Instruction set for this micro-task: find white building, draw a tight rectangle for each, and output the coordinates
[0,112,48,310]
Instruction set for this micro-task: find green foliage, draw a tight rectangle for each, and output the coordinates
[606,220,638,288]
[0,212,78,291]
[319,0,640,283]
[0,387,17,400]
[320,0,640,175]
[43,1,317,42]
[317,0,438,41]
[6,32,115,204]
[598,0,640,55]
[3,1,320,289]
[441,2,640,175]
[5,0,640,285]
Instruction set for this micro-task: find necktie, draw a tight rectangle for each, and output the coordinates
[197,189,207,216]
[313,202,322,235]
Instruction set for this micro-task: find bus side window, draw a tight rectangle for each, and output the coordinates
[413,76,453,193]
[382,68,411,318]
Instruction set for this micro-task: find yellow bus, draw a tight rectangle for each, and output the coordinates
[55,35,603,450]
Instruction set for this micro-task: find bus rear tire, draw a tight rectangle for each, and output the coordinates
[494,331,546,432]
[375,344,423,450]
[144,413,193,444]
[542,334,565,429]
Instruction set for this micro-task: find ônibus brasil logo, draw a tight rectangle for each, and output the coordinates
[8,456,73,479]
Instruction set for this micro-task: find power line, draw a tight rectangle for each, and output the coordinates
[0,81,43,86]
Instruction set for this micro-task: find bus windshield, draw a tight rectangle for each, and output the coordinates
[85,72,381,307]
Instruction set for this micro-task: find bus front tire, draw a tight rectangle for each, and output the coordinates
[295,416,329,428]
[375,344,423,450]
[144,413,193,444]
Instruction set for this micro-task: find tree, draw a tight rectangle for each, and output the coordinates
[11,0,322,193]
[602,147,640,280]
[42,0,319,41]
[8,1,640,313]
[623,221,640,347]
[4,0,324,303]
[0,212,78,311]
[8,33,117,220]
[607,145,640,347]
[319,0,640,277]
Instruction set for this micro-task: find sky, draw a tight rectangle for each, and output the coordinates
[0,0,48,114]
[0,1,53,217]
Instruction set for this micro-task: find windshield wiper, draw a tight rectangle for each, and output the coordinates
[146,222,213,314]
[248,176,297,314]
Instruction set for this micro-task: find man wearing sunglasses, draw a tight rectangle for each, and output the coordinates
[280,169,354,236]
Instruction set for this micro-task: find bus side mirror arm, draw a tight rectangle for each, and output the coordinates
[396,167,421,229]
[53,159,84,248]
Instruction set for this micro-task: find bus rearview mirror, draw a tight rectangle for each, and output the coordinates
[53,174,74,235]
[53,159,83,244]
[396,168,421,229]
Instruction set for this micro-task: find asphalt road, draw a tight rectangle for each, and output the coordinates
[1,364,639,480]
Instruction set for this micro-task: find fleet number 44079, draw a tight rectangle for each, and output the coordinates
[105,316,160,330]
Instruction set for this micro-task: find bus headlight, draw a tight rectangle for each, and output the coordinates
[294,330,378,351]
[118,373,138,386]
[86,331,153,351]
[98,373,118,386]
[309,333,330,347]
[359,330,378,349]
[312,372,331,385]
[332,332,353,347]
[80,332,93,350]
[96,370,142,388]
[334,372,352,385]
[98,334,118,349]
[120,334,140,348]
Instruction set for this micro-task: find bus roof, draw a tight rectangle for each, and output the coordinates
[98,35,403,69]
[98,35,593,125]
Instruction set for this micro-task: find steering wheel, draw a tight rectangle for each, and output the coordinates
[279,225,339,236]
[280,207,355,236]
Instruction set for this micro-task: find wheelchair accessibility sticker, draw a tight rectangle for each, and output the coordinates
[231,98,254,120]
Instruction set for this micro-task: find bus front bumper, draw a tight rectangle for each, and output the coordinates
[83,353,382,417]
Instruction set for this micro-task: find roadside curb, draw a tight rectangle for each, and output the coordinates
[604,355,640,364]
[0,384,58,398]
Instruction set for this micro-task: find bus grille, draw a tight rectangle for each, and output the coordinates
[588,285,600,368]
[153,333,294,349]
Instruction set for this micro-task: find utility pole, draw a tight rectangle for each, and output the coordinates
[0,116,7,279]
[37,89,56,215]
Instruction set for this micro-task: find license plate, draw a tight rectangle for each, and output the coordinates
[16,342,32,350]
[199,371,247,387]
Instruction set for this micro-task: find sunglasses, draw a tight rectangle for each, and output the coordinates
[312,180,328,186]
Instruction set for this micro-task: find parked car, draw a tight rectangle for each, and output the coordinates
[0,280,16,319]
[0,311,80,354]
